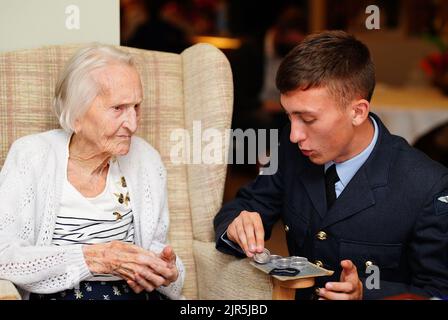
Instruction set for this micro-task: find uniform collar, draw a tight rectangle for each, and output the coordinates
[325,116,379,188]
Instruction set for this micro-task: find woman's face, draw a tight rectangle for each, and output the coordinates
[74,63,143,156]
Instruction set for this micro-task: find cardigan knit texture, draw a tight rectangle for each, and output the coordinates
[0,129,185,299]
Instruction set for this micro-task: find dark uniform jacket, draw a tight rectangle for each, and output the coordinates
[214,113,448,299]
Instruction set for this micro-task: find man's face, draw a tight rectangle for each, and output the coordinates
[280,86,356,165]
[75,63,143,156]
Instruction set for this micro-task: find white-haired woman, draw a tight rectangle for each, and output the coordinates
[0,45,184,300]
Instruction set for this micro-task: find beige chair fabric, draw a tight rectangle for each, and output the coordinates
[0,43,271,299]
[194,241,272,299]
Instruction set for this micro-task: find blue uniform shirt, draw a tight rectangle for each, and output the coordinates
[325,116,379,198]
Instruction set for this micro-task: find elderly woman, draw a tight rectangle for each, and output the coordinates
[0,45,184,300]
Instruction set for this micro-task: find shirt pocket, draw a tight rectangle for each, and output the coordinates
[339,239,402,270]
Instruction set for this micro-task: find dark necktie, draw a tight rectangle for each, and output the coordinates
[325,164,340,209]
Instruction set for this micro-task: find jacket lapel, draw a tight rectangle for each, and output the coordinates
[320,113,395,228]
[321,167,375,228]
[297,161,327,218]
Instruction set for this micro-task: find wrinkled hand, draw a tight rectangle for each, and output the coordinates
[127,245,179,293]
[82,241,176,294]
[317,260,363,300]
[159,245,177,268]
[226,210,265,258]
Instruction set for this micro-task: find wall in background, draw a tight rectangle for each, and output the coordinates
[0,0,119,52]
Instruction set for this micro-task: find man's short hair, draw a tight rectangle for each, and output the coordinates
[275,30,375,107]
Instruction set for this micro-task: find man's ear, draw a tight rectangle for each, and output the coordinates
[351,99,370,127]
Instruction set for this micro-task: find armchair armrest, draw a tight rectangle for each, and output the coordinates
[193,240,272,299]
[0,280,21,300]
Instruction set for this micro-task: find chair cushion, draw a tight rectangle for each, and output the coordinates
[193,240,272,299]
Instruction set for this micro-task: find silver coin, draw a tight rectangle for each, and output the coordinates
[253,248,271,264]
[269,254,282,262]
[273,258,291,268]
[290,261,306,270]
[290,256,308,264]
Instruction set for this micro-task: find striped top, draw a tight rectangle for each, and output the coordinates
[52,158,134,281]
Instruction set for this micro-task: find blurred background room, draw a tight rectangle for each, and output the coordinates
[120,0,448,254]
[121,0,448,198]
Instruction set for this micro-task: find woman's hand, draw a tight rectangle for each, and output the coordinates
[127,245,179,293]
[82,241,176,293]
[158,245,179,282]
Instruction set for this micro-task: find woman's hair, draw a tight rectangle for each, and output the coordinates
[53,44,135,132]
[276,30,375,108]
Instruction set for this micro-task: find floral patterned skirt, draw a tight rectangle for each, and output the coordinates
[29,280,162,300]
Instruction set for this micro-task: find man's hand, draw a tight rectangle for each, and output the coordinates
[317,260,363,300]
[226,210,265,257]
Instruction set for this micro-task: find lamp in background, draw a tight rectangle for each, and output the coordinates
[191,35,241,50]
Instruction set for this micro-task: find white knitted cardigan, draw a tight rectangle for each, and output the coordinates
[0,129,185,299]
